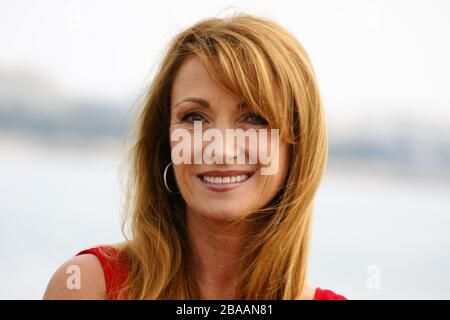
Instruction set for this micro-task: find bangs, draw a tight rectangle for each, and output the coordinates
[181,31,294,143]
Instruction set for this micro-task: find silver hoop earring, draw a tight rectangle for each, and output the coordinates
[163,162,179,194]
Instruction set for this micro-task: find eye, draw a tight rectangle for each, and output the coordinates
[243,113,269,126]
[181,111,207,123]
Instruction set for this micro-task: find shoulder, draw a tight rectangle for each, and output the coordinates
[43,252,107,300]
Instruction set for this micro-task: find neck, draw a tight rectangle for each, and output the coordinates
[185,208,251,299]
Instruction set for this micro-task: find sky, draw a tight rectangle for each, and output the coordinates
[1,0,449,123]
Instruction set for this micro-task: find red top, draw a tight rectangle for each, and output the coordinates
[76,246,128,300]
[76,246,347,300]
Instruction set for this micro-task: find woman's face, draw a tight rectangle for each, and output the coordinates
[169,55,289,221]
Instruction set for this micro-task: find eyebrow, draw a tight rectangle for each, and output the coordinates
[173,97,247,110]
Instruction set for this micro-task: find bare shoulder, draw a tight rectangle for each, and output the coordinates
[43,253,107,300]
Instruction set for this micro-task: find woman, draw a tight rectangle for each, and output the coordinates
[44,13,347,300]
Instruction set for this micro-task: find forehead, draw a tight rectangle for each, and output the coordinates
[170,55,241,107]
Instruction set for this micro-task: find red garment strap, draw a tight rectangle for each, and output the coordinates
[75,246,128,299]
[314,287,347,300]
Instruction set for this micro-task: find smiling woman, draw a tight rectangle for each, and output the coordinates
[43,12,346,300]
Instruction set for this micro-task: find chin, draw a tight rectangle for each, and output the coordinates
[194,200,253,222]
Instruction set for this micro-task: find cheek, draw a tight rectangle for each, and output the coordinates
[169,130,191,188]
[258,142,289,189]
[171,164,198,203]
[251,129,285,177]
[169,127,206,165]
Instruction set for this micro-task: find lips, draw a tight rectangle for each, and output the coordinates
[196,170,256,192]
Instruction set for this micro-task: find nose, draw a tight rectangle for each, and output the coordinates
[206,121,244,165]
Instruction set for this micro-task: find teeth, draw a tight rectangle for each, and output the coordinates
[202,174,249,184]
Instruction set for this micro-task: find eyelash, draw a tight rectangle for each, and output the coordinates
[244,113,269,125]
[181,112,206,123]
[180,112,268,125]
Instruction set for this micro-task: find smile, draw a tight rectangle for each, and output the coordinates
[196,170,255,192]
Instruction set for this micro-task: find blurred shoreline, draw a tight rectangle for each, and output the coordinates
[0,129,127,155]
[2,128,449,189]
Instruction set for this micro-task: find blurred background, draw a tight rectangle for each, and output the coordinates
[1,0,449,299]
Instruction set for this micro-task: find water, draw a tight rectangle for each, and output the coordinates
[1,141,449,299]
[0,140,124,299]
[310,168,450,299]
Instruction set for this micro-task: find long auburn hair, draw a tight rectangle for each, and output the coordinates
[105,12,328,299]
